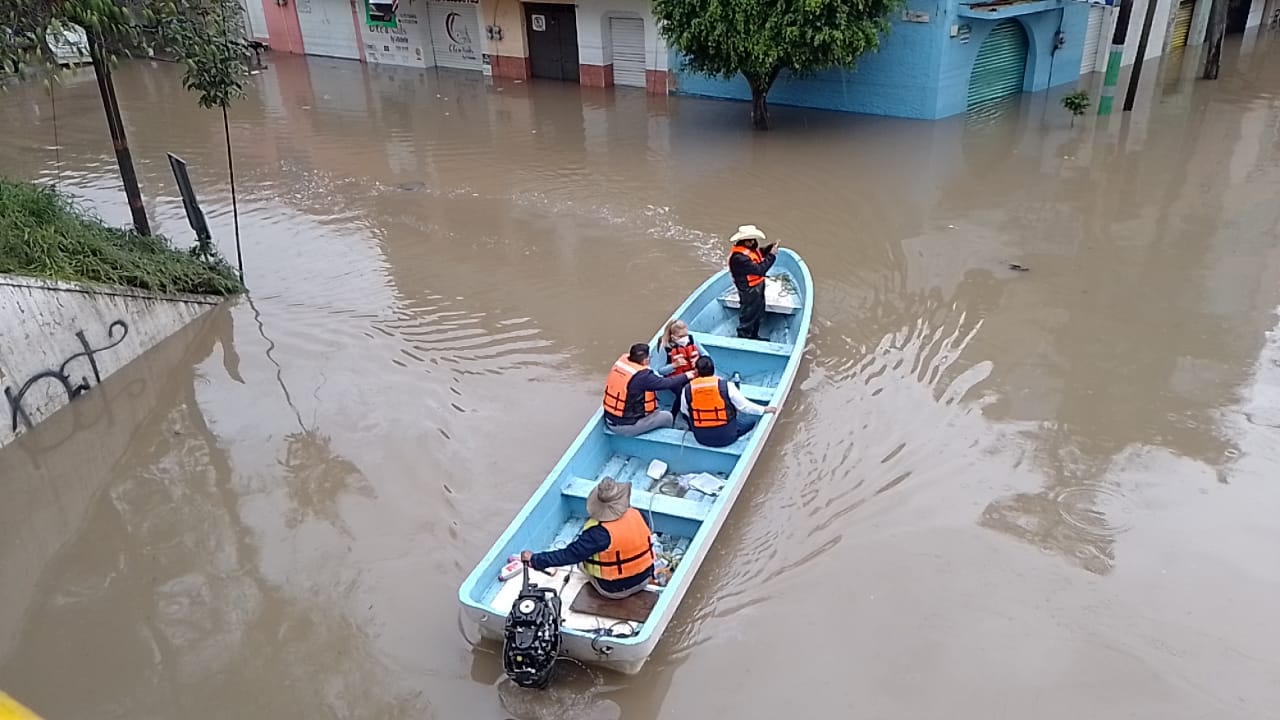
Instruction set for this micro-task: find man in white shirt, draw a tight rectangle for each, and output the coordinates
[681,356,778,447]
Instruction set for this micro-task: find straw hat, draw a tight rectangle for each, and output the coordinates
[730,224,766,244]
[586,477,631,522]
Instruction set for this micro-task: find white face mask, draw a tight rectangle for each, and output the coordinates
[675,336,690,347]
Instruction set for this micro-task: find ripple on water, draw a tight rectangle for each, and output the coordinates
[692,300,995,631]
[1054,485,1136,537]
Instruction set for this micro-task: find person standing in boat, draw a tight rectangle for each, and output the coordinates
[521,478,655,599]
[727,224,778,341]
[603,343,695,437]
[682,356,777,447]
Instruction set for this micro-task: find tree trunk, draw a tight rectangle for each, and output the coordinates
[745,67,783,131]
[750,85,769,130]
[1203,0,1228,80]
[87,33,151,236]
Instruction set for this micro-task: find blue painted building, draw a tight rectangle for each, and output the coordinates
[670,0,1094,120]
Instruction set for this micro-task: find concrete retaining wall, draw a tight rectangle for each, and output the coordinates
[0,306,229,663]
[0,275,222,448]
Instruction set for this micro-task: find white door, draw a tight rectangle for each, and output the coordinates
[609,17,645,88]
[426,0,483,71]
[240,0,270,40]
[1081,5,1104,74]
[296,0,360,60]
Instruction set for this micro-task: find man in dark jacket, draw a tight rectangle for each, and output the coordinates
[602,343,694,437]
[727,224,778,340]
[521,478,654,599]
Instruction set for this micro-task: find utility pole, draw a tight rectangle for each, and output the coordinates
[87,32,151,236]
[1202,0,1228,79]
[1098,0,1135,115]
[1123,0,1161,110]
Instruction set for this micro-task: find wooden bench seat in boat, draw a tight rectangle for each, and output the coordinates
[561,476,713,522]
[696,334,794,357]
[602,426,751,455]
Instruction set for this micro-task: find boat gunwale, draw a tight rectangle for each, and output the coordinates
[457,248,814,651]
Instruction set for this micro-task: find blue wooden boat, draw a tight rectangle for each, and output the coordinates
[458,248,813,676]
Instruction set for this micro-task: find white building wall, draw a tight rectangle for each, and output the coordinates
[574,0,668,74]
[0,275,221,448]
[1246,0,1266,27]
[1092,0,1177,66]
[359,2,436,67]
[240,0,270,40]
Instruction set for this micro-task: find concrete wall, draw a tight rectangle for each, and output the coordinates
[484,0,537,79]
[672,0,945,119]
[262,0,306,53]
[0,304,228,665]
[0,275,221,448]
[241,0,271,41]
[576,0,671,92]
[671,0,1090,119]
[358,3,437,67]
[937,6,1090,117]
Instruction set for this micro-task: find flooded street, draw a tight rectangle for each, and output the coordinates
[3,29,1280,720]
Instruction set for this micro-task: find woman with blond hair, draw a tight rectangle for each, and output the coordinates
[653,319,709,377]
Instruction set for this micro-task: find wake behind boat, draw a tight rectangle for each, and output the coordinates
[457,248,813,680]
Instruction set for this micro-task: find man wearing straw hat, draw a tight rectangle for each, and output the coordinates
[521,478,656,599]
[727,224,778,340]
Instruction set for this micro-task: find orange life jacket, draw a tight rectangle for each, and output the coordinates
[581,508,655,581]
[729,246,765,288]
[685,375,736,428]
[602,355,657,421]
[665,336,701,373]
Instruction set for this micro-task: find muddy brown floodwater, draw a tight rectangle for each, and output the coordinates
[3,30,1280,720]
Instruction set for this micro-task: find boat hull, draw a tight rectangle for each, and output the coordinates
[458,248,813,676]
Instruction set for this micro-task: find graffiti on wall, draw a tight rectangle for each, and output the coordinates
[4,320,130,433]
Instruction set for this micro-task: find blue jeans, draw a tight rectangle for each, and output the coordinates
[691,413,759,447]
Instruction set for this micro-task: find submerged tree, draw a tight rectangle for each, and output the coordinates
[0,0,249,235]
[652,0,906,130]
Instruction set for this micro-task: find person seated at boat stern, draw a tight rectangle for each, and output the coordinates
[521,478,655,599]
[603,343,695,437]
[682,356,777,447]
[727,224,778,341]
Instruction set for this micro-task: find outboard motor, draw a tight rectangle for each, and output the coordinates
[502,562,562,689]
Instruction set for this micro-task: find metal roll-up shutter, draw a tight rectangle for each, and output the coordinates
[295,0,361,60]
[427,1,482,71]
[1081,6,1104,73]
[966,20,1029,110]
[1170,0,1195,48]
[609,17,645,88]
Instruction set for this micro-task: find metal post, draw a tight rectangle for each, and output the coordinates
[1098,0,1135,115]
[222,104,244,283]
[1123,0,1161,110]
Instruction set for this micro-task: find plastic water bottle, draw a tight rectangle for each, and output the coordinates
[730,371,742,388]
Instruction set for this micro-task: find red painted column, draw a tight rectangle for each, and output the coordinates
[263,0,306,54]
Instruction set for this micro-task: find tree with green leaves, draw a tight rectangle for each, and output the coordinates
[652,0,906,130]
[1,0,250,235]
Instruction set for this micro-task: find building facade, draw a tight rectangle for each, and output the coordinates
[670,0,1273,119]
[237,0,1273,117]
[241,0,672,93]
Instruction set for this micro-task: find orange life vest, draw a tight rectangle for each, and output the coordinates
[581,508,655,581]
[665,336,701,373]
[729,246,765,288]
[686,376,736,429]
[602,355,657,421]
